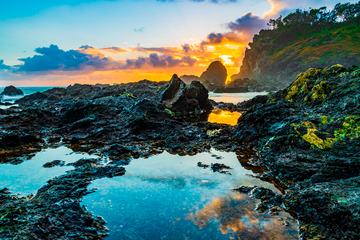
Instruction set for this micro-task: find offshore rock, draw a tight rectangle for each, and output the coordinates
[200,61,227,86]
[161,74,213,120]
[0,85,24,96]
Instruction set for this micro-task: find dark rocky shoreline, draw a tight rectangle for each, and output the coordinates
[1,65,360,239]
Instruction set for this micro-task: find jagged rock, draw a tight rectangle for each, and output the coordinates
[200,61,227,86]
[161,74,213,120]
[0,85,23,96]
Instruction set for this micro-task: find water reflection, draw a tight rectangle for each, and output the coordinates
[188,193,298,239]
[0,146,100,196]
[208,108,242,126]
[209,92,268,104]
[82,149,298,239]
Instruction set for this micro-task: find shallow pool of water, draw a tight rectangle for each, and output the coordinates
[209,92,268,104]
[0,146,100,196]
[208,108,242,126]
[82,149,298,239]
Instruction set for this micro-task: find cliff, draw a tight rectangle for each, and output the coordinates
[235,2,360,90]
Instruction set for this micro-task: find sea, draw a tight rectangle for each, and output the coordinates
[0,86,268,105]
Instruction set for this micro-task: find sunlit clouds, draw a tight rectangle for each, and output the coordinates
[1,0,351,86]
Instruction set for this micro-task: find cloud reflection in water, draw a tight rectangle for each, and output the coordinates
[187,192,298,239]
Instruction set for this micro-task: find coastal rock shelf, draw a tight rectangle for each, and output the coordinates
[1,65,360,239]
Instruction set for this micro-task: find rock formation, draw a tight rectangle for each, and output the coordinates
[0,85,24,96]
[200,61,227,86]
[161,74,212,120]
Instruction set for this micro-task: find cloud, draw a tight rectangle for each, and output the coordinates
[227,12,267,35]
[133,45,176,53]
[0,60,11,70]
[263,0,344,18]
[125,57,148,69]
[100,46,127,53]
[149,53,167,67]
[199,31,249,50]
[79,45,127,54]
[182,44,191,53]
[134,27,145,32]
[16,44,122,73]
[13,45,198,75]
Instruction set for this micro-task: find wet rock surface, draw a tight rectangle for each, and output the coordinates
[234,65,360,239]
[1,67,360,239]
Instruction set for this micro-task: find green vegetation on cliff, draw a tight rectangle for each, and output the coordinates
[237,2,360,90]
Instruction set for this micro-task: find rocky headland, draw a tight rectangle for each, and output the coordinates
[232,2,360,91]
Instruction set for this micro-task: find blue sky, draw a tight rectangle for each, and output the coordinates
[0,0,357,86]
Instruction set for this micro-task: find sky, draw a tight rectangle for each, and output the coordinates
[0,0,357,86]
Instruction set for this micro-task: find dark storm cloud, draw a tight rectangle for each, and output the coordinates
[16,44,120,72]
[0,60,11,70]
[227,12,267,35]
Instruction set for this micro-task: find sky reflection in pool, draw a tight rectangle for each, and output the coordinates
[82,149,298,239]
[209,92,268,104]
[0,146,99,196]
[208,108,242,126]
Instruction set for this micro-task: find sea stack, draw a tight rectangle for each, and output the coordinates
[200,61,227,86]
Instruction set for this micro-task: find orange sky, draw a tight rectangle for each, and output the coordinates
[1,0,348,87]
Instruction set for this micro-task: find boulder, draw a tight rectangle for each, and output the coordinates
[0,85,23,96]
[200,61,227,86]
[161,74,213,120]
